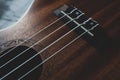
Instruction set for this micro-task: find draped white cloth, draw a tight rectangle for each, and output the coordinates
[0,0,34,30]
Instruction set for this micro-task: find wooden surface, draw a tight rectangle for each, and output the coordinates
[0,0,120,80]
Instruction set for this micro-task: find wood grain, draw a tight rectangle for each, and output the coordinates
[0,0,120,80]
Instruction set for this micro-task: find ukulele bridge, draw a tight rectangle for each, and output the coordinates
[54,5,99,37]
[54,5,111,50]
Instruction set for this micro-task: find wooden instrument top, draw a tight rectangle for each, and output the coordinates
[0,0,120,80]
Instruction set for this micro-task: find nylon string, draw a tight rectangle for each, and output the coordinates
[0,8,99,80]
[0,8,77,59]
[0,8,81,69]
[0,8,84,79]
[18,23,98,80]
[0,13,85,80]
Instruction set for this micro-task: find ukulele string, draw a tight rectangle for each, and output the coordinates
[0,11,87,80]
[18,24,98,80]
[0,8,78,68]
[0,8,77,58]
[0,15,65,59]
[0,17,72,69]
[19,32,87,80]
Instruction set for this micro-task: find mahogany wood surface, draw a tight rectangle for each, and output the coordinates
[0,0,120,80]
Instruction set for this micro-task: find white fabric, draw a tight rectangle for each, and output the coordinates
[0,0,34,30]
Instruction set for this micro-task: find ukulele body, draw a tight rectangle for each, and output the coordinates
[0,0,120,80]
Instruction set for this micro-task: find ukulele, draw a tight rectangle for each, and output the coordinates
[0,0,120,80]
